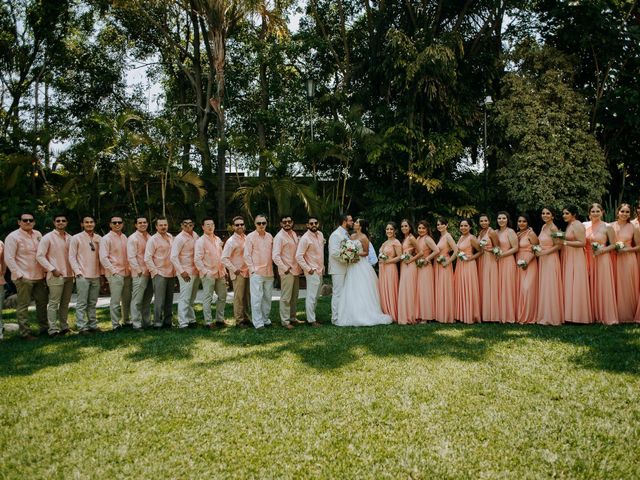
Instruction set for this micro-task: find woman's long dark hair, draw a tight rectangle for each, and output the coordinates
[356,218,369,238]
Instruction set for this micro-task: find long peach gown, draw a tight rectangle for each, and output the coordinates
[478,229,500,322]
[536,226,564,325]
[562,221,592,324]
[497,229,517,323]
[586,223,619,325]
[516,230,538,324]
[397,237,417,325]
[454,235,480,324]
[434,235,455,323]
[612,222,639,323]
[378,239,401,322]
[415,235,436,321]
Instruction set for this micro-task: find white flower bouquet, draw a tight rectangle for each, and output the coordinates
[378,252,389,262]
[479,238,488,248]
[615,241,625,251]
[551,231,565,239]
[591,242,601,253]
[457,252,468,261]
[492,247,502,258]
[532,245,542,255]
[416,258,426,268]
[436,255,446,265]
[517,259,527,269]
[339,239,361,263]
[400,253,411,263]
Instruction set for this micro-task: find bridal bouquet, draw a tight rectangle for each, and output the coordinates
[339,239,361,263]
[492,247,502,258]
[517,259,527,269]
[615,241,625,251]
[591,242,601,253]
[416,258,426,268]
[400,253,411,263]
[532,245,542,255]
[551,231,565,239]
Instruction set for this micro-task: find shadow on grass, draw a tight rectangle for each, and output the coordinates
[1,298,639,377]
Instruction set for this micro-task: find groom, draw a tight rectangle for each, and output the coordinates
[328,214,354,324]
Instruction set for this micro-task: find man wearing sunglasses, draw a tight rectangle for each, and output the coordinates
[221,216,251,327]
[69,216,103,334]
[127,217,153,330]
[4,212,47,339]
[171,217,200,329]
[100,216,132,331]
[272,215,302,329]
[295,217,324,327]
[36,214,74,337]
[244,215,274,329]
[195,217,227,328]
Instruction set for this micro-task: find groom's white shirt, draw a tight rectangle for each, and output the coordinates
[328,226,350,274]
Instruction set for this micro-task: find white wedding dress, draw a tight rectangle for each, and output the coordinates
[336,240,393,327]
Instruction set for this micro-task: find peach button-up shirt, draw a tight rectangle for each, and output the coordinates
[127,231,151,276]
[272,229,302,276]
[171,231,199,276]
[100,231,130,277]
[0,241,6,286]
[37,230,73,278]
[195,234,226,279]
[295,230,325,275]
[244,230,274,277]
[4,228,46,281]
[221,233,249,280]
[144,232,174,278]
[69,231,103,278]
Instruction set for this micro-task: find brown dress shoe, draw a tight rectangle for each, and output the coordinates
[283,324,295,330]
[310,322,322,328]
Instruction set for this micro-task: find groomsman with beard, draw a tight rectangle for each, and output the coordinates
[244,214,274,330]
[221,216,251,327]
[144,217,175,329]
[295,216,324,327]
[127,217,153,330]
[272,214,302,329]
[194,217,227,328]
[100,215,132,331]
[327,214,353,324]
[171,217,200,329]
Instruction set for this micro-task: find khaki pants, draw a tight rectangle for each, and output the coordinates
[231,276,250,325]
[249,274,274,328]
[153,275,175,327]
[46,276,74,334]
[177,275,200,328]
[75,277,100,331]
[304,273,322,324]
[14,278,48,336]
[131,275,153,329]
[0,286,5,339]
[106,274,132,328]
[201,276,227,325]
[278,273,299,325]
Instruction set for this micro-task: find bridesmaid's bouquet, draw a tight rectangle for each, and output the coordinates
[615,241,625,251]
[551,231,565,239]
[436,255,447,266]
[479,238,488,248]
[532,245,542,255]
[416,258,426,268]
[400,253,411,263]
[378,252,389,262]
[591,242,601,253]
[457,252,468,261]
[491,247,502,258]
[517,259,527,269]
[339,239,361,263]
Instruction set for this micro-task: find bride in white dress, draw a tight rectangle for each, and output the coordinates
[336,219,392,327]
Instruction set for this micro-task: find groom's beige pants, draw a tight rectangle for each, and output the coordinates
[331,274,345,324]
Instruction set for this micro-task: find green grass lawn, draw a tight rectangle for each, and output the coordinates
[1,298,640,479]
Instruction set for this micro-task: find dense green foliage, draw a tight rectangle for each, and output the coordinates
[1,0,638,236]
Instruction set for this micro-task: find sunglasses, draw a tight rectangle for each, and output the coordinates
[182,222,194,225]
[21,218,34,223]
[89,241,95,252]
[308,222,318,226]
[282,220,293,224]
[256,221,267,226]
[54,219,67,223]
[111,221,123,225]
[234,223,244,227]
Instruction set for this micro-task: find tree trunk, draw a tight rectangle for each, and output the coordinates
[257,12,269,178]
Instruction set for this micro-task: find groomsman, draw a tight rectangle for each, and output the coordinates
[0,240,5,340]
[295,216,324,327]
[272,214,302,329]
[100,215,132,330]
[327,214,353,324]
[221,216,251,327]
[36,214,74,336]
[244,214,274,329]
[4,212,48,339]
[69,216,103,335]
[171,217,200,329]
[144,217,175,329]
[127,217,153,330]
[194,217,227,328]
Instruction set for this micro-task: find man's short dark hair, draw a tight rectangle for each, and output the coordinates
[201,217,215,225]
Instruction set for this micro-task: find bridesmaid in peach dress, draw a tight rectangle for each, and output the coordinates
[397,220,420,325]
[495,211,519,323]
[536,207,564,325]
[415,220,439,322]
[560,205,592,324]
[378,222,403,322]
[477,214,500,322]
[454,219,481,324]
[611,204,640,323]
[434,218,458,323]
[515,215,539,324]
[585,203,619,325]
